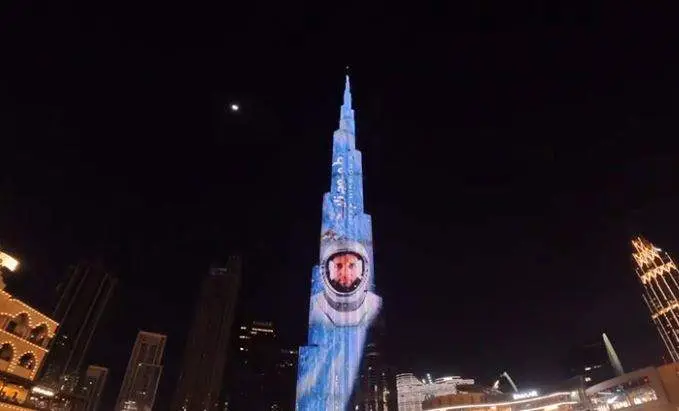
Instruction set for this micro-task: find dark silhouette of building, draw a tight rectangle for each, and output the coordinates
[172,257,242,411]
[115,331,166,411]
[352,315,397,411]
[76,365,108,411]
[228,320,297,411]
[565,338,616,387]
[40,262,116,392]
[276,347,299,410]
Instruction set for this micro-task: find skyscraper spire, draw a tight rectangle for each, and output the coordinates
[339,75,355,134]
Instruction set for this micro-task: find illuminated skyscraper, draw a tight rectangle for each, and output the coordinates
[172,258,241,411]
[295,76,382,410]
[41,262,117,392]
[632,237,679,362]
[115,331,166,411]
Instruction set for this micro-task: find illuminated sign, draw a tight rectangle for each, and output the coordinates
[295,76,382,410]
[513,390,539,400]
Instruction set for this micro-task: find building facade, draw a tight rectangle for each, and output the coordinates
[40,262,116,392]
[631,237,679,362]
[76,365,108,411]
[0,290,58,382]
[0,249,59,410]
[228,321,297,411]
[423,390,585,411]
[351,317,396,411]
[397,373,476,411]
[565,333,624,387]
[115,331,166,411]
[295,76,383,409]
[172,259,241,411]
[585,363,679,411]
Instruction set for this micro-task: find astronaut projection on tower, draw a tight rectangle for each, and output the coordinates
[295,76,382,410]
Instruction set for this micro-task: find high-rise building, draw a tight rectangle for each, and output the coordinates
[295,76,383,409]
[172,258,241,411]
[41,262,116,392]
[631,237,679,362]
[229,321,297,410]
[276,347,299,410]
[352,317,396,411]
[115,331,166,411]
[77,365,108,411]
[565,333,624,387]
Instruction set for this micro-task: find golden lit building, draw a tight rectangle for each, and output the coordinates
[0,290,58,381]
[0,251,59,410]
[631,237,679,363]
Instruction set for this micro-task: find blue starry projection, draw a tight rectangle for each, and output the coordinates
[295,76,382,410]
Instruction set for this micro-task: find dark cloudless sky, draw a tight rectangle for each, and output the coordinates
[3,1,679,408]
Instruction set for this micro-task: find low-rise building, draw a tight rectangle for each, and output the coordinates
[0,288,59,410]
[586,363,679,411]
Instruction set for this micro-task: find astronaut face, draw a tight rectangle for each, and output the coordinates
[326,252,364,293]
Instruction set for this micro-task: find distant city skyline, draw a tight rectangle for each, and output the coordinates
[2,3,679,408]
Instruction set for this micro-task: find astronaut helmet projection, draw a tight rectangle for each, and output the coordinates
[319,240,370,313]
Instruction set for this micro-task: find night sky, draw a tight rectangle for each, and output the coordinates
[2,2,679,408]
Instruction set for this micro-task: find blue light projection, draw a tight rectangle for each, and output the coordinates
[295,76,382,410]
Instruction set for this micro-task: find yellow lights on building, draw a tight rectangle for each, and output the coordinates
[425,391,579,411]
[632,237,679,363]
[0,289,59,383]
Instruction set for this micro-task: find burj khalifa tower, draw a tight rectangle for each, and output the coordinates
[295,76,382,410]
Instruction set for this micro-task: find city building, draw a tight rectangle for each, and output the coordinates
[172,259,241,411]
[229,321,297,410]
[423,390,586,411]
[397,373,476,411]
[115,331,166,411]
[352,317,396,411]
[566,333,624,387]
[631,237,679,362]
[586,363,679,411]
[40,262,116,392]
[295,76,384,409]
[276,347,299,410]
[76,365,108,411]
[421,377,587,411]
[0,249,59,410]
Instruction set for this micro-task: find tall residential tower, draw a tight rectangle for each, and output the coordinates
[41,262,116,392]
[115,331,166,411]
[172,258,241,411]
[632,237,679,362]
[295,76,382,410]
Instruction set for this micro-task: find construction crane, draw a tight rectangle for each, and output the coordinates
[492,371,518,393]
